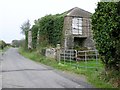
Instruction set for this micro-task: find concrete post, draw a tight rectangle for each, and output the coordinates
[28,30,32,50]
[56,44,61,63]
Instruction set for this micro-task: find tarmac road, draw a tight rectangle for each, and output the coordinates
[1,48,93,88]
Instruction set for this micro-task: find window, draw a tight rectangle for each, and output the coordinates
[72,17,82,35]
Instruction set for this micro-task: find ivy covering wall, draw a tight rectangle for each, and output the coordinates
[31,13,65,48]
[31,25,38,49]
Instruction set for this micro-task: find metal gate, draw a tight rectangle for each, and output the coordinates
[59,49,100,69]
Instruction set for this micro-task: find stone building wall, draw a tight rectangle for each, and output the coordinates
[62,16,74,49]
[62,7,95,50]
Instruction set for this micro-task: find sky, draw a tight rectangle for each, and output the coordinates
[0,0,99,43]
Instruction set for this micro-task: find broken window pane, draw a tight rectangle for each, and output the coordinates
[72,17,82,35]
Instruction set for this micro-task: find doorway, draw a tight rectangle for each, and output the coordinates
[74,37,86,49]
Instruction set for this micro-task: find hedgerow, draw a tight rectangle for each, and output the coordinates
[91,2,120,71]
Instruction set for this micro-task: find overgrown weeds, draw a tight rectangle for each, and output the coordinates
[100,70,120,88]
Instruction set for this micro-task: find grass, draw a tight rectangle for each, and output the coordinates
[19,47,114,88]
[60,59,103,69]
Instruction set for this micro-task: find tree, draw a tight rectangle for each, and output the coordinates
[12,40,19,47]
[20,20,31,49]
[12,39,24,47]
[0,40,6,50]
[91,1,120,71]
[31,25,38,49]
[21,20,31,34]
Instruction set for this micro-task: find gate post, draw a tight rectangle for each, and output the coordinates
[56,44,61,63]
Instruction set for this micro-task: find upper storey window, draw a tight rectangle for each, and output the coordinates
[72,17,82,35]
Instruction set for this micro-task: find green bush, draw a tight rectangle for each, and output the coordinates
[31,14,65,48]
[92,2,120,88]
[91,2,120,71]
[0,40,6,49]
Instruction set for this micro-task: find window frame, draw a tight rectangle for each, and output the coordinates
[72,17,83,35]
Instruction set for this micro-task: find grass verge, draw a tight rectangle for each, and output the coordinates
[19,47,114,88]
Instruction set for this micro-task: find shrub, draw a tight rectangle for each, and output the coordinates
[91,2,120,71]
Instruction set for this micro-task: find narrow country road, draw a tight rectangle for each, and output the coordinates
[1,48,93,88]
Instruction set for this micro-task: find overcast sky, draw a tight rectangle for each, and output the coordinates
[0,0,99,43]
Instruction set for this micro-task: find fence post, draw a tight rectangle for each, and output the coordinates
[75,50,78,69]
[70,50,72,65]
[95,50,98,68]
[64,49,65,64]
[85,51,87,69]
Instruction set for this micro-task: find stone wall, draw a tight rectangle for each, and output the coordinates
[45,48,56,59]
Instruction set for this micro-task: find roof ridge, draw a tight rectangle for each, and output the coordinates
[66,7,92,15]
